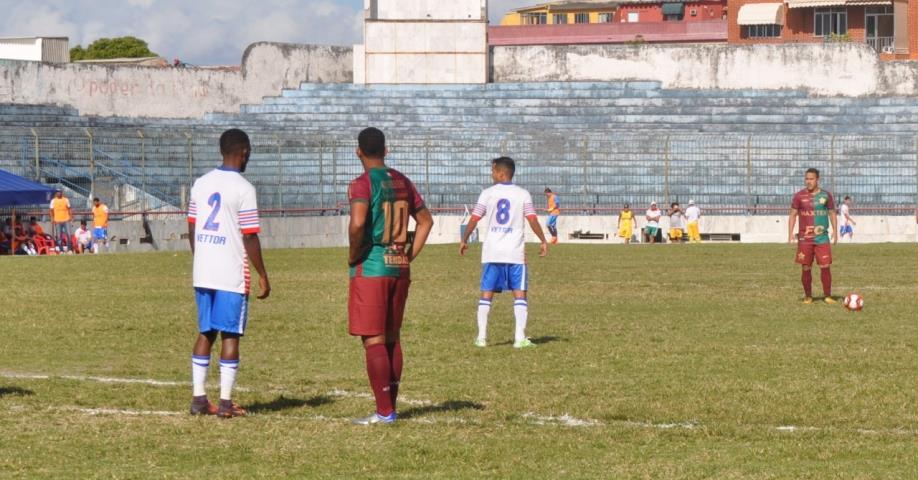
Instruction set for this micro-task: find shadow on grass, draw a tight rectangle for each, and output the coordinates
[0,386,34,398]
[399,400,485,420]
[494,336,564,347]
[246,394,334,413]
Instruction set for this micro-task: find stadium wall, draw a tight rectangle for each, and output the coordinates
[491,43,918,97]
[91,215,917,253]
[0,43,352,118]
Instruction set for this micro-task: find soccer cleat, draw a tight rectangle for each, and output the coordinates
[190,396,218,416]
[474,338,487,348]
[513,338,537,349]
[551,237,558,245]
[824,297,837,305]
[217,399,246,418]
[802,297,814,304]
[351,412,397,425]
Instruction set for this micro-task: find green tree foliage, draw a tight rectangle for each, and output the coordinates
[70,36,158,61]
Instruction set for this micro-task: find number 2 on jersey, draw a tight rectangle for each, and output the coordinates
[382,200,409,245]
[203,192,221,232]
[496,199,511,225]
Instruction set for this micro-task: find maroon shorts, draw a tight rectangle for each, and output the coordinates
[795,242,832,267]
[348,275,411,336]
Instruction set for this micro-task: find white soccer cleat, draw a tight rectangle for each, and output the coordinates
[513,339,537,349]
[474,338,487,348]
[351,412,397,425]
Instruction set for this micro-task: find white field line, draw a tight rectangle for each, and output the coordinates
[3,371,917,435]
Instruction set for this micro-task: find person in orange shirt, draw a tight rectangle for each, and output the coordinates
[544,187,560,245]
[92,197,110,254]
[49,191,72,246]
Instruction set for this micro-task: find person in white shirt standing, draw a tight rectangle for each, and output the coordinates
[187,129,270,418]
[685,200,702,244]
[460,157,549,349]
[839,196,856,241]
[645,201,662,244]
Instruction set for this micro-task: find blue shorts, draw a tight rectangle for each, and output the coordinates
[195,288,248,335]
[840,225,853,235]
[93,227,107,241]
[480,263,528,293]
[547,215,558,228]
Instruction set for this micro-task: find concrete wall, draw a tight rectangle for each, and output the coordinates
[491,43,918,97]
[0,42,352,118]
[74,215,918,254]
[355,0,488,84]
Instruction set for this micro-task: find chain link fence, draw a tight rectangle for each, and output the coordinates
[2,128,916,217]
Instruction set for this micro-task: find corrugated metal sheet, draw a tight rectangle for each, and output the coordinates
[40,38,70,63]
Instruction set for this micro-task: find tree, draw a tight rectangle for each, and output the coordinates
[70,36,158,61]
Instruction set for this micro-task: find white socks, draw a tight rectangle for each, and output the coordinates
[191,355,210,397]
[477,298,492,342]
[220,359,239,401]
[514,299,529,343]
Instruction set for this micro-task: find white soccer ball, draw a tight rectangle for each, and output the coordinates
[844,293,864,312]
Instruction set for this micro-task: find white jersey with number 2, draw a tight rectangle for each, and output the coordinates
[471,183,537,265]
[188,168,261,294]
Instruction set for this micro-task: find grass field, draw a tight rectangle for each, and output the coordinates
[2,243,918,479]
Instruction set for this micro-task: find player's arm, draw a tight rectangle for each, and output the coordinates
[787,208,798,244]
[410,207,434,262]
[829,208,838,245]
[243,234,270,300]
[187,221,195,253]
[349,200,369,266]
[187,200,197,254]
[459,216,480,256]
[526,215,549,257]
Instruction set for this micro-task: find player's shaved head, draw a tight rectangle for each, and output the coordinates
[358,127,386,158]
[492,157,516,179]
[805,168,820,178]
[220,129,250,156]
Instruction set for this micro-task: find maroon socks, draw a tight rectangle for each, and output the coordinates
[387,343,403,410]
[820,267,832,297]
[364,344,394,416]
[802,269,813,298]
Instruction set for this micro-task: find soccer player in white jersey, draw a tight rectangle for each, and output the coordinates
[460,157,549,349]
[840,196,856,241]
[187,129,270,418]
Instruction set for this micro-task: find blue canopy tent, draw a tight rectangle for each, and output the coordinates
[0,169,55,255]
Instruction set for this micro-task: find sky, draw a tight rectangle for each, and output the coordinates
[0,0,539,65]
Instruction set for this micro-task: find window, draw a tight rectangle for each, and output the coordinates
[522,12,547,25]
[664,14,684,21]
[575,13,590,23]
[598,12,614,23]
[553,13,568,24]
[627,12,640,22]
[814,8,847,37]
[742,24,782,38]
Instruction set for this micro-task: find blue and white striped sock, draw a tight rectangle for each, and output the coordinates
[477,298,492,342]
[513,299,529,343]
[191,355,210,397]
[219,359,240,401]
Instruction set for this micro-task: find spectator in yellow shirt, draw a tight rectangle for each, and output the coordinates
[49,191,72,245]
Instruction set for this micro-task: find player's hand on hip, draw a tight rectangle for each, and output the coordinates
[257,276,271,300]
[459,242,468,256]
[539,242,548,257]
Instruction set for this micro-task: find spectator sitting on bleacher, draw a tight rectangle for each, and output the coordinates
[74,220,93,254]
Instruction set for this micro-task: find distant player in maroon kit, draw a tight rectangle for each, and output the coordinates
[348,128,435,425]
[788,168,838,304]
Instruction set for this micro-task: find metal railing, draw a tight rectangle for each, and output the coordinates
[1,129,917,216]
[867,36,895,53]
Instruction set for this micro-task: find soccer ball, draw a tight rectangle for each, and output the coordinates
[844,293,864,312]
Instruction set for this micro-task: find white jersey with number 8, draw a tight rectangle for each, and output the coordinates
[471,183,537,265]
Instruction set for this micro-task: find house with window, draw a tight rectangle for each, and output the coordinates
[500,1,621,25]
[501,0,726,25]
[728,0,906,57]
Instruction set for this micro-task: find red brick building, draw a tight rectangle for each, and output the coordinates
[728,0,914,58]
